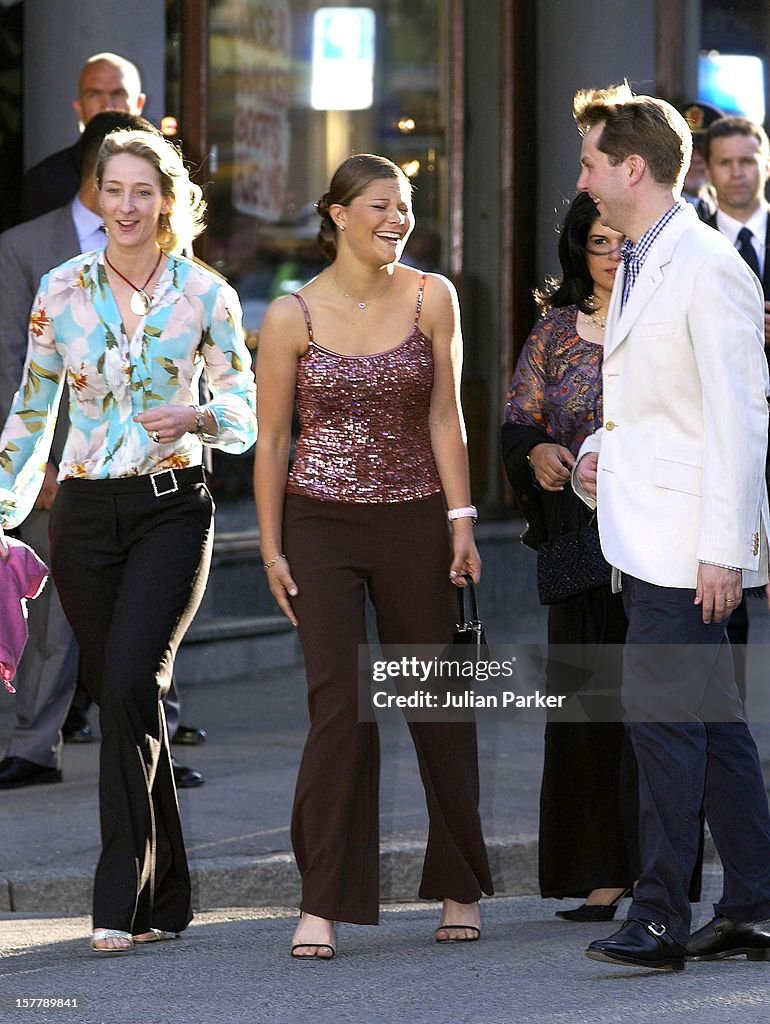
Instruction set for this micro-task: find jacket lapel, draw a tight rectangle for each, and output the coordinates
[605,205,696,358]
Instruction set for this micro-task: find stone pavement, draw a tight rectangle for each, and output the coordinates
[2,581,770,925]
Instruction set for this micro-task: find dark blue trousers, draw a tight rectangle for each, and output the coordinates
[622,575,770,945]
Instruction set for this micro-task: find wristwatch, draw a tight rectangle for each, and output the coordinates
[192,406,207,436]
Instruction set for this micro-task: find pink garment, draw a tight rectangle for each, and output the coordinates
[0,538,49,693]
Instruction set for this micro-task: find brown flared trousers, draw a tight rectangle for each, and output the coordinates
[284,491,493,924]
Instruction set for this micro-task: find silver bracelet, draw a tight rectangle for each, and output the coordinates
[263,553,287,570]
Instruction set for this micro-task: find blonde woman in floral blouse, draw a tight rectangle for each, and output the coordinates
[0,130,256,954]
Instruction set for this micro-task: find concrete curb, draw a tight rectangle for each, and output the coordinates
[3,835,540,915]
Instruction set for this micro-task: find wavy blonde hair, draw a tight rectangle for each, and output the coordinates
[95,129,206,253]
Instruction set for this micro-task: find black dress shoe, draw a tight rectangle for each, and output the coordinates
[556,888,631,922]
[687,916,770,961]
[172,760,205,788]
[0,756,63,789]
[62,724,94,743]
[586,919,686,971]
[171,725,208,746]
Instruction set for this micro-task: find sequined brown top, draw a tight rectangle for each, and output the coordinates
[285,276,442,503]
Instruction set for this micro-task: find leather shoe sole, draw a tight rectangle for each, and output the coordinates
[687,916,770,961]
[586,946,685,971]
[586,919,686,972]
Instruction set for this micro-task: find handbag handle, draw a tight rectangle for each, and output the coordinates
[456,575,481,627]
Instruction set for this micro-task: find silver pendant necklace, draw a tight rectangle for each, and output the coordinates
[105,250,163,316]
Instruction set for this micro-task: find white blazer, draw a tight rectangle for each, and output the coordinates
[574,203,770,590]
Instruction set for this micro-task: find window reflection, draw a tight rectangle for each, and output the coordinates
[205,0,447,346]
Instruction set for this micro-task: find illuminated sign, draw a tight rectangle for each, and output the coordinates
[311,7,375,110]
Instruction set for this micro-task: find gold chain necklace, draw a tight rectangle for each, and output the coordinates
[584,309,607,329]
[332,272,393,310]
[584,296,607,329]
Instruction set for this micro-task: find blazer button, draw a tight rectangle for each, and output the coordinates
[605,421,616,431]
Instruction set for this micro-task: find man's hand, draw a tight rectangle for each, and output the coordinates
[527,443,575,492]
[694,563,742,623]
[575,452,598,500]
[764,301,770,348]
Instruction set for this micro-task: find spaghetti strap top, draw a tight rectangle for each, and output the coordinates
[286,275,442,503]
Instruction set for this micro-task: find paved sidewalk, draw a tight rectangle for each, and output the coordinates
[2,601,770,917]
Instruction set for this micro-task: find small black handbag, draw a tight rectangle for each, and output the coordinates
[453,577,489,661]
[536,518,611,605]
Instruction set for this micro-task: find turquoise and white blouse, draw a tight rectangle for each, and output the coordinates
[0,250,257,529]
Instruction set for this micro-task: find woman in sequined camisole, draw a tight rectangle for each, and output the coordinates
[285,278,441,503]
[255,154,492,958]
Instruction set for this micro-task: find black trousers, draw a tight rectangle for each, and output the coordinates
[49,473,213,933]
[284,492,494,925]
[622,575,770,945]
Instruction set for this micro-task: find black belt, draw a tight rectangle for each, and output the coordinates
[60,465,205,497]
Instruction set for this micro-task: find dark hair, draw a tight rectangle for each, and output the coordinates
[704,115,770,163]
[316,153,410,261]
[573,83,691,189]
[80,111,159,177]
[536,192,603,313]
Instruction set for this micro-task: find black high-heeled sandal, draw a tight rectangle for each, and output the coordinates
[554,888,631,922]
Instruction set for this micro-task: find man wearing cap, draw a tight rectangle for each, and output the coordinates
[680,101,723,220]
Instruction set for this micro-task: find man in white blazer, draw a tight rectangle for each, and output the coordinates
[571,84,770,972]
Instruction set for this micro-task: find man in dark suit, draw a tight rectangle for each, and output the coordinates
[703,115,770,699]
[573,83,770,972]
[704,116,770,340]
[20,52,145,223]
[0,111,205,790]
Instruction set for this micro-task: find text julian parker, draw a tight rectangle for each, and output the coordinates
[372,690,567,709]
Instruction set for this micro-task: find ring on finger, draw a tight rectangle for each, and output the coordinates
[151,430,160,443]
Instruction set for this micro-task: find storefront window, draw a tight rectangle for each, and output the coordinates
[205,0,449,344]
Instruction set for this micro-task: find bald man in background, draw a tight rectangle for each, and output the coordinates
[21,51,145,222]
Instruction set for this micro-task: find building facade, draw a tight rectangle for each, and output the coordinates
[2,0,769,507]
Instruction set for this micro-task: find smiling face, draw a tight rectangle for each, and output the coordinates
[577,124,633,235]
[333,176,415,264]
[99,153,169,253]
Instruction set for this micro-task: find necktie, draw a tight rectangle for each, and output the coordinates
[736,226,760,277]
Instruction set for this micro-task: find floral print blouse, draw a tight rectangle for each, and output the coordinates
[0,250,257,528]
[504,305,603,457]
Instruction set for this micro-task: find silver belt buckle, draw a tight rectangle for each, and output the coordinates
[150,468,178,497]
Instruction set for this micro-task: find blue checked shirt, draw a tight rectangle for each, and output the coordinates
[621,200,685,307]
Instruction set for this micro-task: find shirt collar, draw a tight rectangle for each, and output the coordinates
[70,196,104,251]
[624,200,685,266]
[715,203,769,247]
